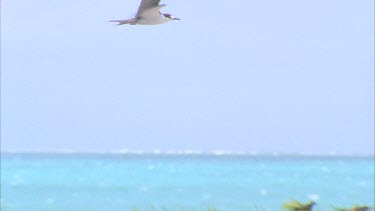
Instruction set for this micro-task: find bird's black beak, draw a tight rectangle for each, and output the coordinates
[173,17,181,20]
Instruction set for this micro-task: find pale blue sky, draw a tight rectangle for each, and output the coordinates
[1,0,374,155]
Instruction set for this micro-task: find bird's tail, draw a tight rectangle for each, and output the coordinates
[109,18,137,25]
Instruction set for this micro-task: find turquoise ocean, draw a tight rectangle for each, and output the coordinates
[1,153,374,210]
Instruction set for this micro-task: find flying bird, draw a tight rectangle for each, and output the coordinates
[110,0,180,25]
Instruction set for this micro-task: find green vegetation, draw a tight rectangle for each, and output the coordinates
[334,205,371,211]
[282,200,316,211]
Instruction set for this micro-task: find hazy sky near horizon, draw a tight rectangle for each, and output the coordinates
[1,0,374,154]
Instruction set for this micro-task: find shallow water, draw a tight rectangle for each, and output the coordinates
[1,154,374,210]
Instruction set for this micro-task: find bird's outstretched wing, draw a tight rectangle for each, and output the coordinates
[136,0,164,17]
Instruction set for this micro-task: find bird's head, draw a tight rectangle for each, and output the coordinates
[162,13,181,21]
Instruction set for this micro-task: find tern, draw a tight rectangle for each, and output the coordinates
[110,0,180,25]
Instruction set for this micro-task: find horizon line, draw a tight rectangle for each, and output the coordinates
[1,149,374,158]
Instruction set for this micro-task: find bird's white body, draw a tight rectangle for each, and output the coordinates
[136,7,171,25]
[136,16,170,25]
[110,0,179,26]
